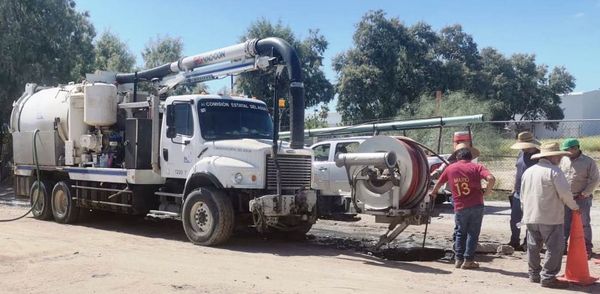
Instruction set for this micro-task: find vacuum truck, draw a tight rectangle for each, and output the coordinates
[10,37,316,246]
[9,35,483,248]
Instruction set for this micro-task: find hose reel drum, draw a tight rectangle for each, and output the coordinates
[335,136,431,219]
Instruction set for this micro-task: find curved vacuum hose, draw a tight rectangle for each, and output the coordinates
[0,129,41,222]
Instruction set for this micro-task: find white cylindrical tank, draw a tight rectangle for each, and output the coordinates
[10,85,74,133]
[84,83,118,126]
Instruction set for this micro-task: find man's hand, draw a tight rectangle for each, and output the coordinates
[574,193,585,200]
[429,192,437,202]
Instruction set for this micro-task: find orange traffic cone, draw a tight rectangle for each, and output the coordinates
[559,212,598,285]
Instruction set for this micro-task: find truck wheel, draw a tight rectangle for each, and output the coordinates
[30,180,52,220]
[51,181,79,224]
[182,187,234,246]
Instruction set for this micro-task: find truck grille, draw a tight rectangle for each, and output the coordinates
[266,154,312,191]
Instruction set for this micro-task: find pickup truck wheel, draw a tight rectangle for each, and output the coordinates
[30,180,52,220]
[182,188,234,246]
[51,181,79,224]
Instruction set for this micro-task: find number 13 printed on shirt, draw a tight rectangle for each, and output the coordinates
[454,182,471,197]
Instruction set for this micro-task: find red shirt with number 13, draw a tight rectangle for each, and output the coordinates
[438,160,492,212]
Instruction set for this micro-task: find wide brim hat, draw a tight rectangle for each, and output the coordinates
[510,131,541,150]
[531,142,570,159]
[451,142,480,160]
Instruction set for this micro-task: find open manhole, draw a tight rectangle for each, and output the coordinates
[308,236,447,261]
[370,247,446,261]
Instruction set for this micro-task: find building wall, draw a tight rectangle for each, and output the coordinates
[533,89,600,139]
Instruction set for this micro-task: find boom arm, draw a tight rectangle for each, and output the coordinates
[114,37,305,149]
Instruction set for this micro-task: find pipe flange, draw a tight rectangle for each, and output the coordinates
[245,38,259,56]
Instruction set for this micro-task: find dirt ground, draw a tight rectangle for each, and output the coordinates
[2,188,600,294]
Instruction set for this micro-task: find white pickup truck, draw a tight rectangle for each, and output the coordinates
[310,137,451,218]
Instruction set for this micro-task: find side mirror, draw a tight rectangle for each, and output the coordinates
[166,104,175,127]
[166,126,176,138]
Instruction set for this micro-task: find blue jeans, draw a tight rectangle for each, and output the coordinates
[454,205,484,261]
[564,196,593,254]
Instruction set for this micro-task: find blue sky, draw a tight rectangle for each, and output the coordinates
[77,0,600,98]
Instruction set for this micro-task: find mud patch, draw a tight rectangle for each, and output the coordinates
[308,235,446,261]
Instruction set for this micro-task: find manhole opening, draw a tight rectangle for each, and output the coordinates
[370,247,446,261]
[308,236,447,261]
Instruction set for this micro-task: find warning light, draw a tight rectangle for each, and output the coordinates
[278,98,286,108]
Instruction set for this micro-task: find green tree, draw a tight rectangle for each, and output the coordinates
[335,10,575,125]
[140,35,207,94]
[479,49,575,121]
[334,10,407,124]
[94,31,136,72]
[235,19,334,109]
[0,0,95,121]
[305,105,330,129]
[141,35,183,68]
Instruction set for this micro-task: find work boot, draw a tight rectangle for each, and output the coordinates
[529,275,540,283]
[461,261,479,269]
[454,259,464,268]
[541,279,570,289]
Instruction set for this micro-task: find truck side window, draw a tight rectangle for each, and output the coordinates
[173,104,193,136]
[313,144,330,162]
[335,142,359,157]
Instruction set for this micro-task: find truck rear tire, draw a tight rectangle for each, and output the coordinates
[182,187,234,246]
[51,181,80,224]
[30,180,52,220]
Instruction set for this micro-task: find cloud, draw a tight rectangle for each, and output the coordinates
[573,12,585,18]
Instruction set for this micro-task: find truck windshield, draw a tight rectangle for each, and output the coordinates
[198,99,273,140]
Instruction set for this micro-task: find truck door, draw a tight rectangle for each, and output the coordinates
[330,141,360,194]
[312,143,332,194]
[161,102,197,178]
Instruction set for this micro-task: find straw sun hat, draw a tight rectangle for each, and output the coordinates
[510,131,541,150]
[452,142,480,159]
[530,142,570,160]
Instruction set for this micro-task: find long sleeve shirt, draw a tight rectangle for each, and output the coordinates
[513,151,538,198]
[520,158,579,225]
[559,152,600,198]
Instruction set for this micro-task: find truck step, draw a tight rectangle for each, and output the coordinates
[154,191,183,198]
[146,210,181,220]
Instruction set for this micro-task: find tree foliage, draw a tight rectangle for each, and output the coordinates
[94,31,136,73]
[305,105,330,129]
[0,0,95,121]
[235,19,334,109]
[335,10,575,124]
[141,35,183,69]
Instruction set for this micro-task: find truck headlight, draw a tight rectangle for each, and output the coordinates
[233,172,243,184]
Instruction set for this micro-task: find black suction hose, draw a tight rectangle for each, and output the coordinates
[0,129,41,222]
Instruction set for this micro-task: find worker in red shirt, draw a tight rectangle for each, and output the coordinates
[430,143,496,269]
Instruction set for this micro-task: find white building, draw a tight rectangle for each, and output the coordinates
[532,89,600,138]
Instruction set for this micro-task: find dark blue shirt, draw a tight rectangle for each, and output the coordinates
[514,150,539,197]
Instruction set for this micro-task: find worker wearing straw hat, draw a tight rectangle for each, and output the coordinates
[520,142,579,289]
[559,138,600,259]
[507,131,540,251]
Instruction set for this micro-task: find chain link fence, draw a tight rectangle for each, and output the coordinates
[397,119,600,191]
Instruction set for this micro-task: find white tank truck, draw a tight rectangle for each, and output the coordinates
[10,37,316,246]
[10,36,479,248]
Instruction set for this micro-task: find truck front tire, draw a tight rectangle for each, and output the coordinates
[182,187,234,246]
[51,181,80,224]
[30,180,52,220]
